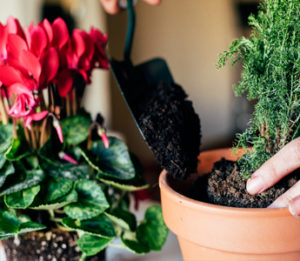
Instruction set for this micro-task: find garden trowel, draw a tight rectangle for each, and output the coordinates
[109,0,201,179]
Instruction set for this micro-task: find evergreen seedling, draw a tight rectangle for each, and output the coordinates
[218,0,300,177]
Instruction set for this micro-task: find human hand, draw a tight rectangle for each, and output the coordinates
[246,138,300,217]
[100,0,161,14]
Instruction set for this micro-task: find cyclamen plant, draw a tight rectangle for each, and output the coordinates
[218,0,300,177]
[0,17,168,259]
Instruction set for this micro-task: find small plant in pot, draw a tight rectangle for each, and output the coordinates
[159,0,300,260]
[0,17,168,260]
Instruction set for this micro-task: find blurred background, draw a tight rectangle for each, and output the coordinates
[0,0,259,189]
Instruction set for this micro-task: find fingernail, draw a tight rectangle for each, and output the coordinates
[247,175,265,195]
[289,196,300,218]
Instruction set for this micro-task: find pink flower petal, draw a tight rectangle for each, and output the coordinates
[90,27,108,46]
[59,152,78,165]
[24,117,33,129]
[0,23,8,61]
[19,50,42,82]
[8,96,25,117]
[72,30,85,59]
[24,110,49,129]
[52,18,69,50]
[78,31,94,71]
[7,34,28,58]
[41,19,53,44]
[6,16,25,39]
[8,85,37,118]
[8,82,32,96]
[101,134,109,148]
[52,118,64,143]
[30,110,48,121]
[78,69,88,82]
[65,44,79,69]
[0,65,24,87]
[40,47,59,86]
[89,27,109,70]
[133,189,152,210]
[28,25,48,58]
[24,22,34,48]
[55,69,73,97]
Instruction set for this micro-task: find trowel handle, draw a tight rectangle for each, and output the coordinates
[124,0,136,61]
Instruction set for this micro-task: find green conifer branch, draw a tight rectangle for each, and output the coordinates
[218,0,300,176]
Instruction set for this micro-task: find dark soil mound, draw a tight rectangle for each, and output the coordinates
[3,230,105,261]
[192,158,300,208]
[138,82,201,180]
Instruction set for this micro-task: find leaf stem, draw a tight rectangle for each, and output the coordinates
[66,95,71,117]
[0,91,8,125]
[12,118,18,139]
[30,126,37,150]
[79,253,87,261]
[72,89,77,115]
[23,120,31,145]
[108,243,127,249]
[39,117,49,148]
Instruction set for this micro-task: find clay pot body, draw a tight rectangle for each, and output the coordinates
[159,148,300,261]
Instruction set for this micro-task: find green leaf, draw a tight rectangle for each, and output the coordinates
[0,161,15,188]
[62,114,92,146]
[105,209,136,231]
[0,221,46,239]
[120,206,168,254]
[5,138,31,161]
[0,154,6,169]
[77,234,112,257]
[97,177,148,191]
[121,236,150,254]
[45,177,73,202]
[49,164,90,180]
[41,158,90,180]
[62,214,116,238]
[0,211,20,234]
[136,205,168,251]
[64,180,109,220]
[18,221,46,234]
[30,189,78,210]
[82,137,136,180]
[0,169,45,197]
[25,155,39,169]
[0,211,45,239]
[0,124,13,153]
[4,185,40,209]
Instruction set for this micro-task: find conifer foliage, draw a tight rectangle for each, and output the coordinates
[218,0,300,177]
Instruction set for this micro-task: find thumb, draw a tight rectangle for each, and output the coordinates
[289,195,300,218]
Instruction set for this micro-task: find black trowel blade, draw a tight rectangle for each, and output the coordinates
[110,57,174,120]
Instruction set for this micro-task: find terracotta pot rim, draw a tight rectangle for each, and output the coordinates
[159,168,291,217]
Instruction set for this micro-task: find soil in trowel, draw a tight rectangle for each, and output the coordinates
[138,82,201,180]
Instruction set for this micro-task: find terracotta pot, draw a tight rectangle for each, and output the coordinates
[159,148,300,261]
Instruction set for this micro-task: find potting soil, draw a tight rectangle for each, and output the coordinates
[192,158,300,208]
[138,82,201,180]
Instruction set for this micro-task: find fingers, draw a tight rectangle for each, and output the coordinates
[268,181,300,208]
[100,0,161,14]
[268,182,300,217]
[100,0,120,14]
[143,0,161,5]
[246,138,300,195]
[289,195,300,217]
